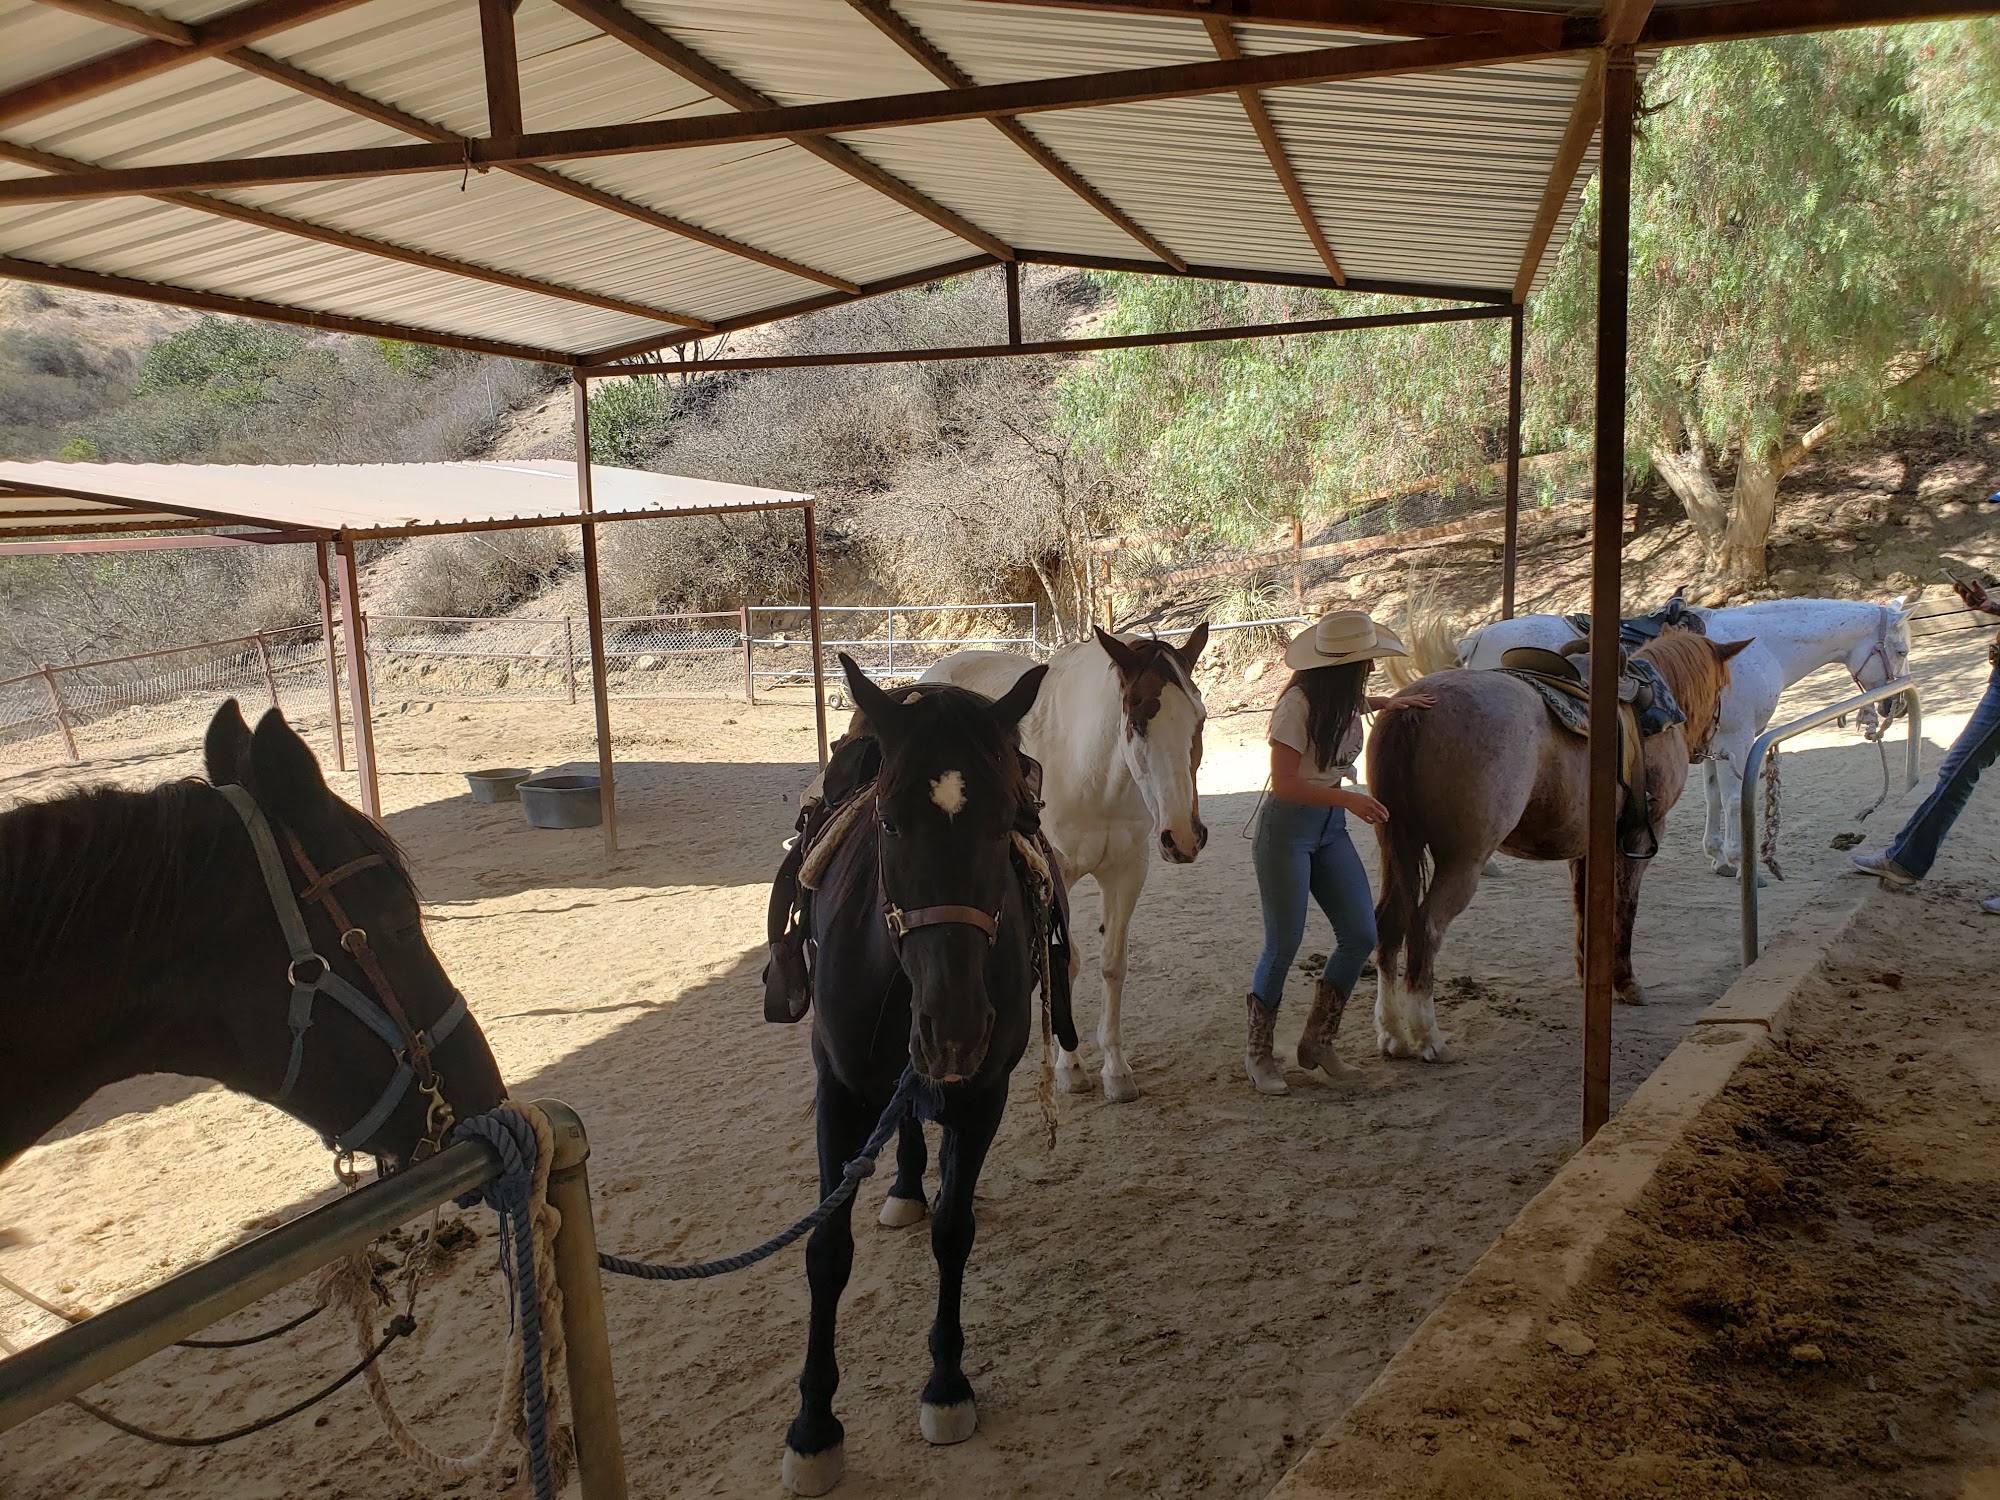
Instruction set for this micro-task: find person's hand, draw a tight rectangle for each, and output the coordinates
[1341,791,1390,826]
[1953,576,1998,615]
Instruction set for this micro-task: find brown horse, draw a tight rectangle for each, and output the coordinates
[1365,630,1749,1061]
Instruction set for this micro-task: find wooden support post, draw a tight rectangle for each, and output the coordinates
[314,539,347,771]
[535,1100,630,1500]
[573,375,619,853]
[1100,553,1115,630]
[804,502,829,767]
[1502,303,1525,620]
[1004,259,1022,346]
[38,665,78,763]
[253,631,281,712]
[563,615,579,705]
[1583,47,1636,1143]
[740,603,756,703]
[333,538,381,821]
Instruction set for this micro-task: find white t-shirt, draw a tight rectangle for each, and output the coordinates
[1269,685,1363,788]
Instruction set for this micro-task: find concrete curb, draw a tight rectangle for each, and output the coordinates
[1267,873,1878,1500]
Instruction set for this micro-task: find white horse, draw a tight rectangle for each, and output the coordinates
[924,625,1209,1102]
[1458,596,1915,876]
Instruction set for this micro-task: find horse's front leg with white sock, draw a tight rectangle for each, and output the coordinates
[1093,859,1147,1102]
[921,1087,1005,1448]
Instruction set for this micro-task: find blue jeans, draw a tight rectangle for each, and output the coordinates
[1250,797,1377,1011]
[1888,665,2000,878]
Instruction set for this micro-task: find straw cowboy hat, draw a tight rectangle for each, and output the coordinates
[1284,609,1409,671]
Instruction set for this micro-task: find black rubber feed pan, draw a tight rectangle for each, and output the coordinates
[518,773,603,829]
[465,767,533,803]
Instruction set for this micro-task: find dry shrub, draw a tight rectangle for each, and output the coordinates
[597,510,806,616]
[386,528,572,619]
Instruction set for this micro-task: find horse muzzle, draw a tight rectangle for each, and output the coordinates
[1159,819,1208,864]
[912,1007,994,1085]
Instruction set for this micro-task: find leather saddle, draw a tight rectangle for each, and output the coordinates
[1563,586,1707,653]
[1498,644,1666,859]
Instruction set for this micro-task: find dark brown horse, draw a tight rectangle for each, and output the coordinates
[1,700,502,1174]
[782,654,1049,1496]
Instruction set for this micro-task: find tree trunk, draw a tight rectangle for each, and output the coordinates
[1649,436,1729,559]
[1722,445,1782,583]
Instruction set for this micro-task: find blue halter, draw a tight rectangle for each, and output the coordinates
[217,784,467,1156]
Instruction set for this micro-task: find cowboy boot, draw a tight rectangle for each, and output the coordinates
[1244,995,1288,1096]
[1295,976,1359,1078]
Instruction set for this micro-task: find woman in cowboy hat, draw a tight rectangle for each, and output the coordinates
[1243,609,1418,1095]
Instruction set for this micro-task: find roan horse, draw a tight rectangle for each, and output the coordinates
[926,624,1209,1101]
[0,700,503,1175]
[1366,631,1749,1061]
[783,655,1050,1496]
[1457,596,1914,876]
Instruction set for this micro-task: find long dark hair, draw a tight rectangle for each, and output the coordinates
[1285,661,1370,772]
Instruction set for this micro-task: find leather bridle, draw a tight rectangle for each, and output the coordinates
[875,807,1001,948]
[1851,606,1907,725]
[218,784,465,1174]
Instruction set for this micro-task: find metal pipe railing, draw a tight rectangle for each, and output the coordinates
[0,1100,627,1500]
[1740,676,1922,966]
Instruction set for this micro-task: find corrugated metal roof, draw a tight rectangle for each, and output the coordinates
[0,0,1639,359]
[0,460,811,539]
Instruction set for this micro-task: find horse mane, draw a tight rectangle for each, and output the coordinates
[0,778,411,990]
[1636,629,1728,741]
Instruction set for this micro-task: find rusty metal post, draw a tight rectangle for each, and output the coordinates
[314,540,347,772]
[38,665,78,763]
[534,1100,629,1500]
[1100,553,1115,631]
[1291,514,1304,613]
[1502,303,1525,620]
[1583,48,1636,1143]
[573,374,619,854]
[563,615,579,705]
[333,538,382,821]
[1004,260,1022,347]
[253,630,281,712]
[740,604,756,704]
[804,501,828,767]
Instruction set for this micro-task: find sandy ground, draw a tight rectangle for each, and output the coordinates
[1337,866,2000,1500]
[1,629,1995,1500]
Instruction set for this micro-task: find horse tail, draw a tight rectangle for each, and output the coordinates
[1380,579,1465,689]
[1366,702,1433,981]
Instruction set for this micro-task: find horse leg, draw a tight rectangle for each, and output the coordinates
[1613,853,1649,1006]
[1568,858,1587,989]
[921,1084,1007,1446]
[879,1116,929,1229]
[783,1076,876,1496]
[1701,759,1726,871]
[1403,857,1482,1063]
[1371,871,1414,1059]
[1710,748,1747,878]
[1093,856,1147,1103]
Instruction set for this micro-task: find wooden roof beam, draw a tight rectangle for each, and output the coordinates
[478,0,523,139]
[1205,17,1343,283]
[545,0,1017,261]
[845,0,1186,270]
[0,137,715,329]
[32,0,194,46]
[3,0,370,127]
[0,31,1591,204]
[956,0,1578,41]
[218,46,862,293]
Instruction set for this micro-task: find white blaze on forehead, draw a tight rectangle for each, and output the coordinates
[930,769,967,817]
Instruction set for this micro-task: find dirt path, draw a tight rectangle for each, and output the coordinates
[0,631,1993,1499]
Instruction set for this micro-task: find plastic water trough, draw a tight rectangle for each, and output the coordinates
[466,767,533,803]
[519,773,603,830]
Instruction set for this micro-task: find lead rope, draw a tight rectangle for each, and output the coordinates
[1760,751,1785,881]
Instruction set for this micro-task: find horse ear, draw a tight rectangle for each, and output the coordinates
[989,663,1049,734]
[204,698,253,786]
[839,653,901,740]
[1179,622,1210,666]
[1093,626,1142,677]
[245,707,333,817]
[1715,637,1754,663]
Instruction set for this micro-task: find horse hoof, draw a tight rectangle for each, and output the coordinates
[1713,861,1738,878]
[1055,1057,1090,1094]
[1419,1033,1454,1063]
[878,1194,927,1229]
[1615,988,1647,1007]
[783,1443,846,1496]
[921,1399,978,1445]
[1101,1069,1140,1103]
[1376,1029,1407,1058]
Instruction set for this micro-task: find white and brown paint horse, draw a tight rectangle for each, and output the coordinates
[926,625,1208,1102]
[1367,629,1749,1061]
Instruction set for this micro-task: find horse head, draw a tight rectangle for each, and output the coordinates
[203,699,504,1168]
[1851,596,1917,734]
[1093,624,1210,864]
[838,655,1048,1086]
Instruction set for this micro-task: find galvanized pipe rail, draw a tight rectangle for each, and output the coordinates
[0,1099,627,1500]
[1740,677,1922,966]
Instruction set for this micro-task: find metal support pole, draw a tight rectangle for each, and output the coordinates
[38,665,78,763]
[804,501,829,767]
[314,540,347,772]
[1004,260,1022,347]
[1502,304,1525,620]
[535,1100,630,1500]
[563,615,579,706]
[1291,514,1305,614]
[740,604,756,703]
[253,631,281,713]
[333,538,382,821]
[1583,47,1636,1143]
[572,374,619,854]
[886,606,896,681]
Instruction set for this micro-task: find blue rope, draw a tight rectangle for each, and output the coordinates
[450,1110,555,1500]
[597,1070,926,1282]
